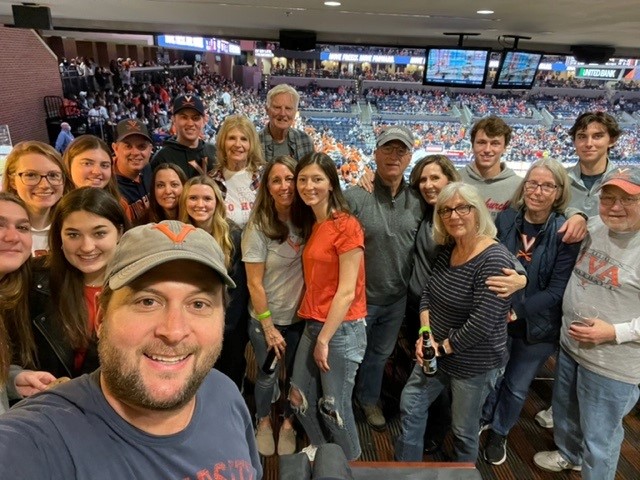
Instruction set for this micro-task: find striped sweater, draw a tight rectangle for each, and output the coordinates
[420,243,511,379]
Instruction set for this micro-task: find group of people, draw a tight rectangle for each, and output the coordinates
[0,78,638,480]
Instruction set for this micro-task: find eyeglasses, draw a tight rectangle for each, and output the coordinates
[523,181,559,195]
[438,204,475,219]
[600,195,640,207]
[14,171,64,186]
[379,145,410,156]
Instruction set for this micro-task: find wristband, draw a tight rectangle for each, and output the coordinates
[256,310,272,321]
[418,326,431,336]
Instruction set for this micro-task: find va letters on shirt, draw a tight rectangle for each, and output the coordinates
[182,459,256,480]
[574,247,623,290]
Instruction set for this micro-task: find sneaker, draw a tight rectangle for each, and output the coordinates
[535,406,554,428]
[277,426,297,456]
[302,444,318,462]
[484,430,507,465]
[255,423,275,456]
[534,450,582,472]
[479,419,491,436]
[360,403,386,431]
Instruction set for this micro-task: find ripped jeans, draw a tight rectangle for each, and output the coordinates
[290,319,366,460]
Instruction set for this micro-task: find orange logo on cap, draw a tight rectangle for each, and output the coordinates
[126,120,141,131]
[152,223,196,243]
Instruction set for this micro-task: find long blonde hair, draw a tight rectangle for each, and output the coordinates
[215,114,265,173]
[179,176,234,267]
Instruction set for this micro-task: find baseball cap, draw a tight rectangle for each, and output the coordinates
[376,125,415,149]
[173,94,206,116]
[115,119,152,143]
[105,221,235,290]
[599,166,640,195]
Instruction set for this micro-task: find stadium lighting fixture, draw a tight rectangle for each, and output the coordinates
[477,10,494,14]
[324,1,341,6]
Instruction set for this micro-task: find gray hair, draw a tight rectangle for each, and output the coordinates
[510,158,571,213]
[433,182,496,245]
[266,84,300,111]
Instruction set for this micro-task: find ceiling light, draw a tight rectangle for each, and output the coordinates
[477,10,494,14]
[325,1,341,6]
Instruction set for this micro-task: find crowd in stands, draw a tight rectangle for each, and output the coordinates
[367,88,453,115]
[2,56,640,479]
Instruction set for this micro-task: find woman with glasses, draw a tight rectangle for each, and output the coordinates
[395,182,512,463]
[481,159,581,465]
[2,141,71,255]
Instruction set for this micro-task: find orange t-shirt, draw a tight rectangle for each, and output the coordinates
[297,212,367,322]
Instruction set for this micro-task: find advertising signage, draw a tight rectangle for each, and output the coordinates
[319,52,425,65]
[156,34,241,55]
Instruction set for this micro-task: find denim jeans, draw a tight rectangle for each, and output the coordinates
[487,337,556,436]
[290,319,367,461]
[395,363,499,462]
[248,317,305,420]
[355,296,407,406]
[552,348,639,480]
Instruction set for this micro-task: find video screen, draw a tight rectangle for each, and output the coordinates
[423,48,490,87]
[493,50,543,89]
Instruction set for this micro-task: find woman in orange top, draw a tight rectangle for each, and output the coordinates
[289,152,367,461]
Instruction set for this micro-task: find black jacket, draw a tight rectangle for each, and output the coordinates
[150,138,217,178]
[29,260,99,379]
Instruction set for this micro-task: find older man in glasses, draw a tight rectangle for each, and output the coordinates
[345,125,424,431]
[534,167,640,480]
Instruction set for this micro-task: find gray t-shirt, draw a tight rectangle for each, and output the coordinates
[561,216,640,385]
[241,221,304,325]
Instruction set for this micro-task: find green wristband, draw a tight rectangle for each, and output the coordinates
[256,310,272,321]
[418,326,431,336]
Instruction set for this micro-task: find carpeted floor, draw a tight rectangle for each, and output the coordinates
[243,337,640,480]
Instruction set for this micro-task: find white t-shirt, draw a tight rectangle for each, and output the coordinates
[31,224,50,257]
[223,168,256,228]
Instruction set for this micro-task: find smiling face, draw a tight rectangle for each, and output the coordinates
[10,153,65,214]
[70,148,113,189]
[223,127,250,168]
[472,130,507,178]
[441,193,478,242]
[523,167,561,221]
[374,140,412,185]
[418,163,450,205]
[599,185,640,233]
[97,260,224,413]
[154,169,183,215]
[0,200,32,278]
[268,163,295,212]
[296,164,332,217]
[174,109,205,147]
[61,210,121,285]
[267,93,296,133]
[185,184,216,229]
[112,135,152,179]
[573,121,616,172]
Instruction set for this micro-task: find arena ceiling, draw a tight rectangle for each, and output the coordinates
[1,0,639,58]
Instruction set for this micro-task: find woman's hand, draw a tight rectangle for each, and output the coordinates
[263,326,286,360]
[487,268,526,298]
[14,370,57,397]
[314,339,330,372]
